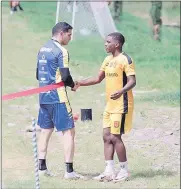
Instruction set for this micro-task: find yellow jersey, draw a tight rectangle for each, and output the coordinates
[100,52,136,113]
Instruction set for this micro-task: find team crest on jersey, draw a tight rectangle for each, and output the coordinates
[114,121,120,128]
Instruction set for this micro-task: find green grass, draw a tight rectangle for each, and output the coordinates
[136,91,180,106]
[2,2,180,189]
[2,2,180,100]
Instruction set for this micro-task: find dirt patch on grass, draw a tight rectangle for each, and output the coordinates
[124,105,180,175]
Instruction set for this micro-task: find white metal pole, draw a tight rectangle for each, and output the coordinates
[71,1,77,41]
[32,118,40,189]
[55,1,60,24]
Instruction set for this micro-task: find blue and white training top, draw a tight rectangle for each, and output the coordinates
[36,39,74,104]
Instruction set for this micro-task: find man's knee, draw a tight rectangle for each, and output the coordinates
[39,128,53,143]
[63,127,75,138]
[38,129,53,152]
[41,128,54,135]
[110,134,122,144]
[103,128,112,143]
[62,128,75,147]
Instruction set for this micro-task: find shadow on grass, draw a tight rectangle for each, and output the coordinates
[78,169,177,180]
[75,172,102,180]
[132,169,176,178]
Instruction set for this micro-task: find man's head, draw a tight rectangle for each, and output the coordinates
[105,32,125,53]
[52,22,73,45]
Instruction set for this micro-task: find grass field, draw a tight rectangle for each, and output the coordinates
[2,2,180,189]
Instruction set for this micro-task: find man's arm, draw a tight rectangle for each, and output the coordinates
[110,75,136,100]
[59,68,75,88]
[121,75,136,93]
[57,52,75,88]
[79,70,105,86]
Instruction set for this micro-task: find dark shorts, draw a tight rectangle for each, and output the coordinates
[150,3,162,25]
[37,103,74,131]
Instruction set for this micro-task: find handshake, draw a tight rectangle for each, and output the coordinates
[71,81,80,92]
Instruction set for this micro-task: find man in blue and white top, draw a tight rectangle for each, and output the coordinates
[36,22,83,179]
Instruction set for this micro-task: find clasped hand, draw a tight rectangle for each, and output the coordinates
[71,81,80,91]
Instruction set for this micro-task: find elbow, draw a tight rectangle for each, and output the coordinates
[96,79,101,84]
[95,79,101,84]
[96,77,103,84]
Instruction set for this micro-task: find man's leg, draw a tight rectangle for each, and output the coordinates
[10,5,17,15]
[150,3,162,41]
[153,23,161,41]
[113,1,119,21]
[103,128,115,161]
[119,1,123,17]
[11,1,18,11]
[67,1,71,12]
[103,127,116,180]
[94,111,115,181]
[94,128,115,181]
[153,6,162,41]
[110,113,133,182]
[113,1,122,21]
[38,104,54,176]
[62,127,84,179]
[111,134,129,182]
[54,102,83,179]
[62,128,75,173]
[111,134,127,162]
[10,1,13,14]
[38,128,54,170]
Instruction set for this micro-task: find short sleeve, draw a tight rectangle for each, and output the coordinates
[124,58,136,76]
[61,49,69,68]
[100,56,110,71]
[57,52,64,68]
[57,50,69,69]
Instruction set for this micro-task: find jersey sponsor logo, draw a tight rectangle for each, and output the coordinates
[39,60,47,63]
[39,54,47,63]
[40,47,52,52]
[114,121,120,128]
[39,71,48,74]
[108,61,117,68]
[39,80,49,84]
[106,73,118,77]
[39,64,48,72]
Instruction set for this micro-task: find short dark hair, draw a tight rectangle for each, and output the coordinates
[52,22,73,36]
[108,32,125,45]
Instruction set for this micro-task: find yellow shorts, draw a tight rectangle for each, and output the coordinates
[103,110,133,135]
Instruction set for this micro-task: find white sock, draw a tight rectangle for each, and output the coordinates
[105,160,114,169]
[120,161,128,171]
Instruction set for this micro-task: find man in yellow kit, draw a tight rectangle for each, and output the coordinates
[75,32,136,182]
